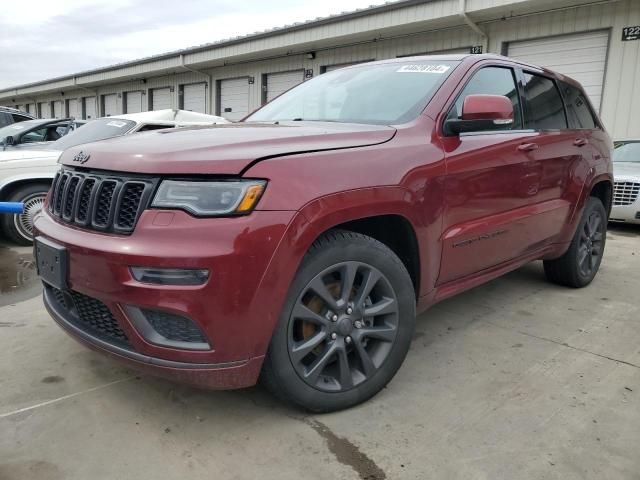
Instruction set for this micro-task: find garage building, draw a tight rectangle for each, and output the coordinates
[1,0,639,139]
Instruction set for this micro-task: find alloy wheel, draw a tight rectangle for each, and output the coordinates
[577,209,605,278]
[287,261,399,392]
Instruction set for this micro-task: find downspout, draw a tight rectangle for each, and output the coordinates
[180,54,213,114]
[459,0,488,53]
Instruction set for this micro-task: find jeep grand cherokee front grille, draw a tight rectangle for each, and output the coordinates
[48,169,157,234]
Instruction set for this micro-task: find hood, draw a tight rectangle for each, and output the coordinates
[59,122,396,175]
[613,162,640,179]
[0,148,61,165]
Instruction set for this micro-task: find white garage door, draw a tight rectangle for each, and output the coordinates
[52,100,63,118]
[39,102,51,118]
[67,99,80,118]
[219,78,250,121]
[25,103,35,115]
[508,31,609,110]
[183,83,206,113]
[103,94,118,116]
[126,91,143,114]
[84,97,97,119]
[266,70,304,103]
[152,88,172,110]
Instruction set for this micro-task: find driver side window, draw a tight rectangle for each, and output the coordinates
[446,67,523,131]
[21,127,48,143]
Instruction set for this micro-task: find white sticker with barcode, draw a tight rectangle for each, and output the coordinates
[396,64,451,74]
[106,120,127,128]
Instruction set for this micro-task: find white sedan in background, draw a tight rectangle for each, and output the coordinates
[610,140,640,225]
[0,110,228,244]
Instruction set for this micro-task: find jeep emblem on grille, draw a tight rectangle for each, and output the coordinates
[72,151,91,164]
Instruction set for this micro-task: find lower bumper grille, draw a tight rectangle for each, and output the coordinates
[613,181,640,206]
[47,285,131,349]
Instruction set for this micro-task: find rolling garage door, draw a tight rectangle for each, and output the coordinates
[25,103,35,115]
[183,83,206,113]
[266,70,304,103]
[103,94,118,116]
[84,97,97,119]
[52,100,63,118]
[67,99,80,118]
[125,91,143,114]
[39,102,51,118]
[508,31,608,110]
[151,88,172,110]
[219,78,250,121]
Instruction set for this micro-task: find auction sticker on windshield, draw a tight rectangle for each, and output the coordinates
[397,64,451,74]
[106,121,128,128]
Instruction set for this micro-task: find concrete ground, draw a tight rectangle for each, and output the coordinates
[0,226,639,480]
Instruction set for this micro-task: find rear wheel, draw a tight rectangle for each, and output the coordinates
[261,230,415,412]
[1,184,49,245]
[543,197,607,288]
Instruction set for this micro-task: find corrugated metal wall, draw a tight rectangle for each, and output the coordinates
[3,0,639,138]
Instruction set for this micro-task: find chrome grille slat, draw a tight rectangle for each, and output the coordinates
[48,168,155,235]
[613,181,640,206]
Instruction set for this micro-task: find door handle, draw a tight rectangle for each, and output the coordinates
[518,143,539,152]
[573,138,588,147]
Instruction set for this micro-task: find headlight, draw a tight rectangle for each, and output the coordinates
[152,179,266,216]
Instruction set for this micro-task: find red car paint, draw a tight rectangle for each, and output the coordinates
[34,55,613,389]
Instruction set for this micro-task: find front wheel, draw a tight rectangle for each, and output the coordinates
[261,230,415,412]
[0,184,49,245]
[543,197,607,288]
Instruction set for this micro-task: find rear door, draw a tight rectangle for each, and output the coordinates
[439,65,543,283]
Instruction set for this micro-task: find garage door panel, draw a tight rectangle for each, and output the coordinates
[67,99,80,118]
[126,91,143,114]
[508,31,608,111]
[183,83,206,113]
[220,78,250,122]
[152,88,172,110]
[103,94,117,117]
[53,101,63,118]
[266,71,304,103]
[84,97,97,119]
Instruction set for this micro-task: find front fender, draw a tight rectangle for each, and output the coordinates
[0,172,57,199]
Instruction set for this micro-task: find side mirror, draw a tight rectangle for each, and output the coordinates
[4,135,15,146]
[444,94,514,136]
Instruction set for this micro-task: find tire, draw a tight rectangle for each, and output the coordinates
[0,183,49,245]
[543,197,607,288]
[261,230,416,412]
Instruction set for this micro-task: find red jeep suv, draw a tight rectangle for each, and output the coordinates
[34,55,613,412]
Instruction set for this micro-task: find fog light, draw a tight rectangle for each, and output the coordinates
[130,267,209,286]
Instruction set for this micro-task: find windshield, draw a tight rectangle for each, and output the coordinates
[52,118,136,150]
[247,61,459,125]
[0,120,47,142]
[613,142,640,162]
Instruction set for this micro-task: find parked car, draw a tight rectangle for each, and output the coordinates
[610,140,640,224]
[1,110,229,244]
[0,118,85,150]
[0,106,35,128]
[34,55,613,412]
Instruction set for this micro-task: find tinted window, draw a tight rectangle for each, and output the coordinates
[52,118,136,150]
[558,81,597,129]
[446,67,522,130]
[522,73,567,130]
[12,114,31,123]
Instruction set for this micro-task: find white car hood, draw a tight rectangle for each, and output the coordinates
[0,148,61,165]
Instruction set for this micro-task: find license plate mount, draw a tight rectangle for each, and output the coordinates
[35,237,68,290]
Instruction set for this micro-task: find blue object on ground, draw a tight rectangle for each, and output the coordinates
[0,202,24,214]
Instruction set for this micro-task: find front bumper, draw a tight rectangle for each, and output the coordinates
[34,207,297,389]
[610,201,640,225]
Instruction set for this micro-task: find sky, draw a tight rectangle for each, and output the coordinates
[0,0,385,89]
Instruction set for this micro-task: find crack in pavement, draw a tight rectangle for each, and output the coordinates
[304,418,386,480]
[515,329,640,369]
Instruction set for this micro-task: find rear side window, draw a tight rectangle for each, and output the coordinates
[522,73,567,130]
[447,66,523,130]
[558,81,598,129]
